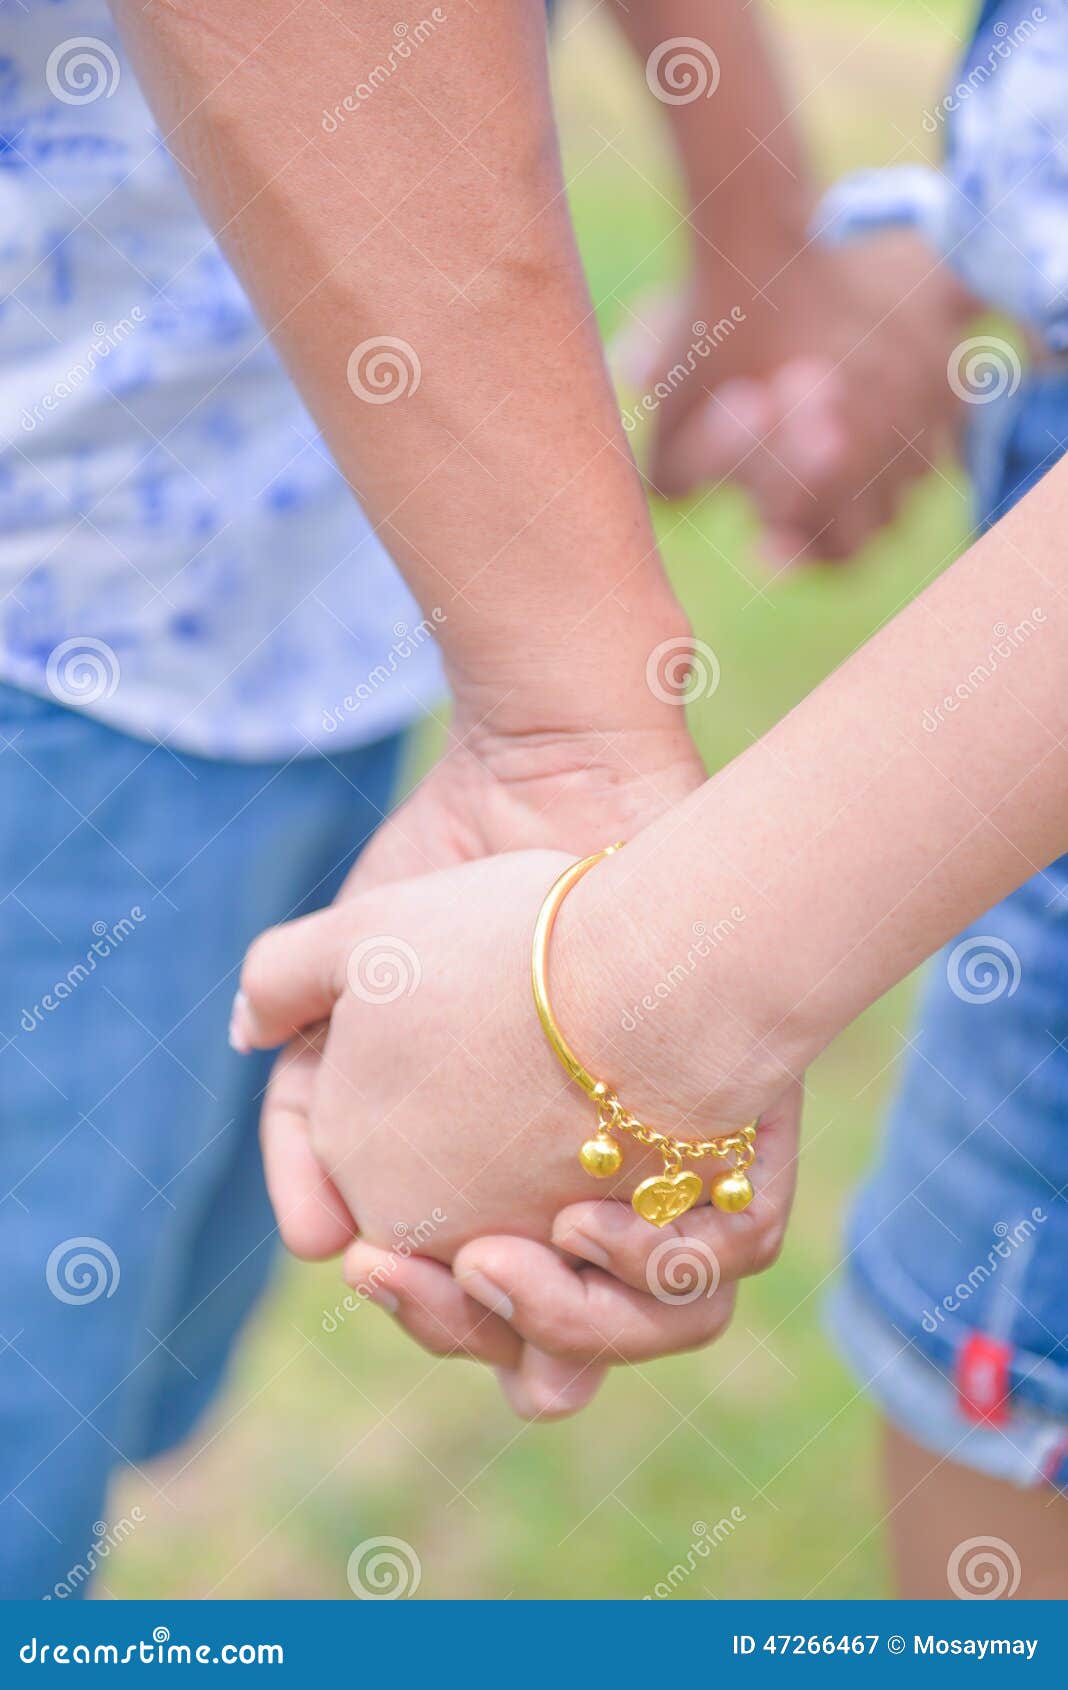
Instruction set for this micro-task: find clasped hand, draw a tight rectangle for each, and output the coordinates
[232,725,800,1420]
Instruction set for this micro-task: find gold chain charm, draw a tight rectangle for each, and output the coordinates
[531,846,758,1228]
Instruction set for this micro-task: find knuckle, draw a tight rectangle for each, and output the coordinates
[539,1310,599,1361]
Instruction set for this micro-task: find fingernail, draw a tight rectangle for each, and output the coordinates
[367,1287,399,1315]
[494,1368,536,1419]
[228,990,255,1054]
[457,1269,514,1322]
[555,1227,611,1270]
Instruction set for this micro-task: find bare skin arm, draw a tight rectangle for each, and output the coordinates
[109,0,688,735]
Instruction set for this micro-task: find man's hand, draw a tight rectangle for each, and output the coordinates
[237,847,800,1419]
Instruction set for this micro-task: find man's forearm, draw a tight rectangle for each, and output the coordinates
[111,0,686,733]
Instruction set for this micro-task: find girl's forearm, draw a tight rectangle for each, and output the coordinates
[563,455,1068,1117]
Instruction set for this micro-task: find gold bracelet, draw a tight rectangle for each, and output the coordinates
[531,844,758,1229]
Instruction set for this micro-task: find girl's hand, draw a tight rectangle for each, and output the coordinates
[238,847,801,1417]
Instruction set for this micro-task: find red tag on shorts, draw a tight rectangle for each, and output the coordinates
[957,1333,1013,1426]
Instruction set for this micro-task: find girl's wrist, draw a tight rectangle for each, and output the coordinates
[548,829,808,1141]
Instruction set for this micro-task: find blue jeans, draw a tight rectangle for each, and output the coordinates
[0,687,403,1597]
[829,371,1068,1489]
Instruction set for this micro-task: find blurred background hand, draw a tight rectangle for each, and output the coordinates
[615,233,977,563]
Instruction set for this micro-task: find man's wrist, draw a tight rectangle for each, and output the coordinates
[690,195,813,293]
[444,596,697,740]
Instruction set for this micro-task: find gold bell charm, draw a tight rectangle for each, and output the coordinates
[578,1134,623,1178]
[710,1167,754,1213]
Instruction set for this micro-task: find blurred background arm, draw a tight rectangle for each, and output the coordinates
[609,0,976,555]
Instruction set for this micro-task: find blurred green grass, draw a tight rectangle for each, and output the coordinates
[107,0,974,1599]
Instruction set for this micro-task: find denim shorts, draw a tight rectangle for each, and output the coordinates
[829,369,1068,1490]
[0,689,403,1597]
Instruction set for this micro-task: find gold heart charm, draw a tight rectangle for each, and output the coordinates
[631,1170,703,1228]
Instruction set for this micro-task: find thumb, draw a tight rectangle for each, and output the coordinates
[231,905,347,1052]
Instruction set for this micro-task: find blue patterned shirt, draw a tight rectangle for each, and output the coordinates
[0,1,441,758]
[818,0,1068,352]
